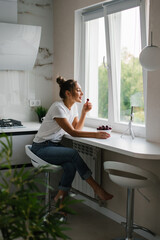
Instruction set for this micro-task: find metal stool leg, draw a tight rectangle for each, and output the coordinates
[45,172,50,212]
[121,188,155,240]
[43,172,51,222]
[126,188,134,239]
[117,189,135,240]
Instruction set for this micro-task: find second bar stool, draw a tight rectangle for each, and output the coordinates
[104,161,158,240]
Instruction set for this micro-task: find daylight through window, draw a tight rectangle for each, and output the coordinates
[75,0,147,134]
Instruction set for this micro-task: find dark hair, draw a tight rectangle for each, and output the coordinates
[56,76,77,99]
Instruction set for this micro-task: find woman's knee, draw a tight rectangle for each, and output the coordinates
[71,149,82,161]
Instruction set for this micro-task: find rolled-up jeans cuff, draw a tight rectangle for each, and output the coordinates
[82,170,92,180]
[58,185,70,192]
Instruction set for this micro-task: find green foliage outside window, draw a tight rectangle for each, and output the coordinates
[121,50,144,123]
[98,66,108,119]
[98,50,144,124]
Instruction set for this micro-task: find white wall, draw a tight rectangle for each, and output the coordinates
[0,0,54,122]
[146,0,160,143]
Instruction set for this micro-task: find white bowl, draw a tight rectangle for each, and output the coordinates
[97,129,112,134]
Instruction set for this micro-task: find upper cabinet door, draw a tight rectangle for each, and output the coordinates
[0,0,17,23]
[0,23,41,71]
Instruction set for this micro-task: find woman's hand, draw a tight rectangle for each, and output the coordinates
[82,99,92,113]
[96,131,110,139]
[72,99,92,130]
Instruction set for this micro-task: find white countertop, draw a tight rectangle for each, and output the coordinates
[64,127,160,160]
[0,122,41,133]
[1,123,160,160]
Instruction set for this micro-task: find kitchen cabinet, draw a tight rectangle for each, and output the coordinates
[0,133,35,167]
[11,134,35,166]
[0,122,40,168]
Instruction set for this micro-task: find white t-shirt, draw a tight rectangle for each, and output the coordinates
[33,101,78,143]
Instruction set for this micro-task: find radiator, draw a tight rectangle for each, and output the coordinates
[72,141,101,198]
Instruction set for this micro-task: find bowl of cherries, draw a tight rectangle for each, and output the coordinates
[97,125,112,134]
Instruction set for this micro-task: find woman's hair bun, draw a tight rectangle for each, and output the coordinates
[56,76,65,87]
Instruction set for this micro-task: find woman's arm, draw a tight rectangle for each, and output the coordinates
[55,117,110,139]
[72,100,92,130]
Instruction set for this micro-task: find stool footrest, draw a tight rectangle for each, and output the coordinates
[121,222,155,237]
[112,238,144,240]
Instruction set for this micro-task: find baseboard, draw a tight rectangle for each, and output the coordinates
[73,194,160,240]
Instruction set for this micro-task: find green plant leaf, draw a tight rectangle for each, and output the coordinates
[0,134,82,240]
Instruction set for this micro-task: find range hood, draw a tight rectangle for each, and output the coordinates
[0,23,41,71]
[0,0,41,71]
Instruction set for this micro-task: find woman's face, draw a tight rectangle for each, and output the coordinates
[72,83,83,103]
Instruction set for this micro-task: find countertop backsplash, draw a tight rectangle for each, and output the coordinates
[0,0,53,122]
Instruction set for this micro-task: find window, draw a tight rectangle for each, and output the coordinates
[85,17,108,119]
[75,0,147,136]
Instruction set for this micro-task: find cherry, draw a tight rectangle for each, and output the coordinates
[87,98,89,102]
[97,125,112,131]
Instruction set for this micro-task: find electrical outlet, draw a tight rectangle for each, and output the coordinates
[30,100,36,107]
[29,99,41,107]
[35,100,41,106]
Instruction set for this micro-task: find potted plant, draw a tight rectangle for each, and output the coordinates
[35,106,48,122]
[0,133,78,240]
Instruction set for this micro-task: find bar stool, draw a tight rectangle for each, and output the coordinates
[104,161,158,240]
[25,145,62,216]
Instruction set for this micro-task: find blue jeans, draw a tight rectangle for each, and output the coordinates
[31,141,92,191]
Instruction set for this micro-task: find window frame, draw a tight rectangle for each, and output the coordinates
[74,0,147,138]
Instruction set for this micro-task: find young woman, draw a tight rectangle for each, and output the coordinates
[31,76,113,203]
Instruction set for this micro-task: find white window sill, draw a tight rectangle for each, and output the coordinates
[84,117,146,138]
[64,126,160,160]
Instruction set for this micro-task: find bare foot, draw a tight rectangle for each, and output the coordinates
[95,188,113,201]
[54,190,67,203]
[86,176,113,201]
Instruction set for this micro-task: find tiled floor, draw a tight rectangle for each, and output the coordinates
[65,201,147,240]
